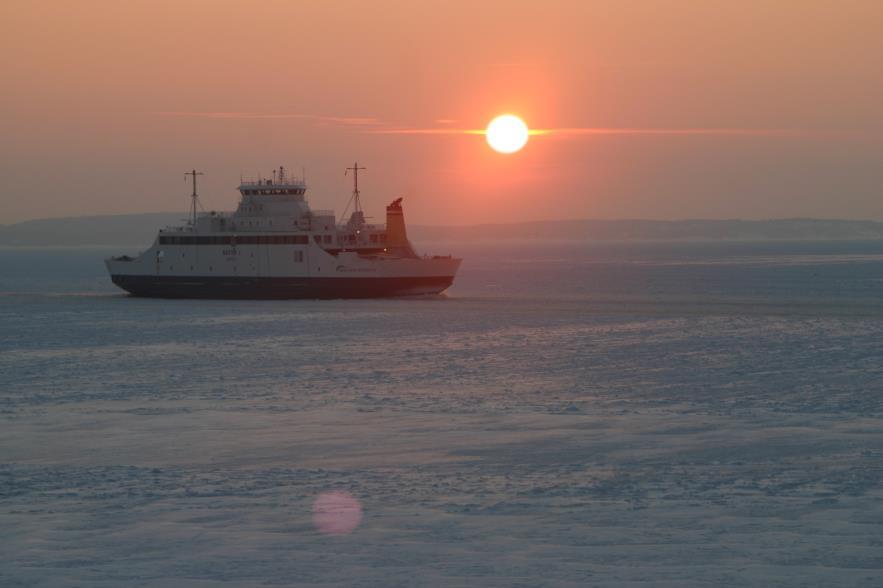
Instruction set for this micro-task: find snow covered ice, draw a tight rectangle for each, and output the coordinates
[1,241,882,587]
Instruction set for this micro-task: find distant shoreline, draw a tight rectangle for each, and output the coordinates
[4,213,883,247]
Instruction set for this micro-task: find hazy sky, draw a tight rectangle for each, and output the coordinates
[2,0,881,225]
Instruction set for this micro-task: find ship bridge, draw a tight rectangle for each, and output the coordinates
[235,166,312,220]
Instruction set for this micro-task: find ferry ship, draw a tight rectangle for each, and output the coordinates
[105,165,461,299]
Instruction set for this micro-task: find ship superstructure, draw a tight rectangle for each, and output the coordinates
[105,165,461,298]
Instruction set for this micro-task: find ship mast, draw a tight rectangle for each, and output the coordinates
[184,169,204,231]
[345,162,366,213]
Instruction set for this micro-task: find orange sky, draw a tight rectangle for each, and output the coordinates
[1,0,881,225]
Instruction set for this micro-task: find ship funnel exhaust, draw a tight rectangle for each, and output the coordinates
[386,198,416,257]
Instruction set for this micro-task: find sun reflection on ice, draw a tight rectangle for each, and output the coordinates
[312,490,363,535]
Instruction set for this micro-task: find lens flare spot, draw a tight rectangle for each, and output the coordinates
[312,490,363,535]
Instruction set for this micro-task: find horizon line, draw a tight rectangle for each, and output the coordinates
[6,212,883,227]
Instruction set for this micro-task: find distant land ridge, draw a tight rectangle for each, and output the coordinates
[3,213,883,246]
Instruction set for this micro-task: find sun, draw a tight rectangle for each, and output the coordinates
[486,114,529,154]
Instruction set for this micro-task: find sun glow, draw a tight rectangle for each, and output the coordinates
[486,115,529,153]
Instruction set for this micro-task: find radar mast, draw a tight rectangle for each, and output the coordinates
[345,162,367,213]
[343,162,367,230]
[184,169,204,231]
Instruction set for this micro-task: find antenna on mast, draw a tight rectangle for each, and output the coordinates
[345,162,367,213]
[184,169,204,231]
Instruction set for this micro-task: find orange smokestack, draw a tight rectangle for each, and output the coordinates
[386,198,416,257]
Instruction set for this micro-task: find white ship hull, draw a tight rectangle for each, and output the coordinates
[106,240,461,299]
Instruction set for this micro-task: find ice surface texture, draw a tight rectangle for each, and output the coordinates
[1,242,882,587]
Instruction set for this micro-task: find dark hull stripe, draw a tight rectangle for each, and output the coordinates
[110,274,455,299]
